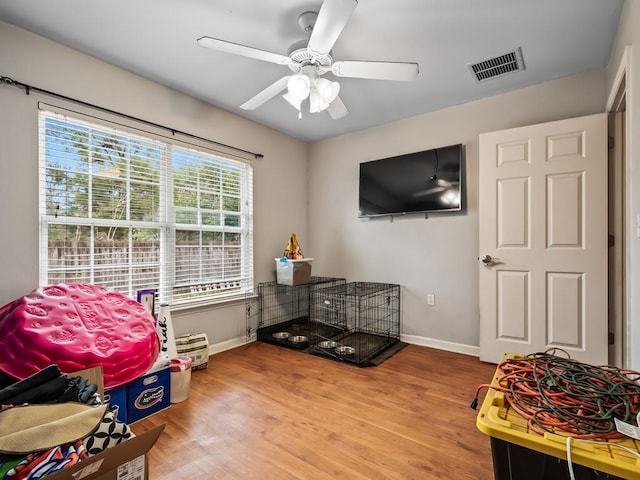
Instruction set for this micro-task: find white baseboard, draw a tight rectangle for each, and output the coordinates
[208,335,251,355]
[401,334,479,357]
[208,334,479,358]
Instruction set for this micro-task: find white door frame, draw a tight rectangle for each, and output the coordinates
[606,45,632,368]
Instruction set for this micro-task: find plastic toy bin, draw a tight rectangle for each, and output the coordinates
[476,353,639,480]
[275,258,313,286]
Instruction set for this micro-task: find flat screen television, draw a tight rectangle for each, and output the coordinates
[358,143,464,218]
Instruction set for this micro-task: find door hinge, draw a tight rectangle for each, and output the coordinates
[609,234,615,247]
[609,136,615,150]
[608,332,615,345]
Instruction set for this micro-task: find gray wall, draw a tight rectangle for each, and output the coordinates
[308,70,608,355]
[0,20,308,348]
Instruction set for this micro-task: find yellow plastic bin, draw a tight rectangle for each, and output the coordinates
[170,357,192,403]
[476,353,640,479]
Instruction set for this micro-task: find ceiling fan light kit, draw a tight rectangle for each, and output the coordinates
[284,73,341,118]
[197,0,419,120]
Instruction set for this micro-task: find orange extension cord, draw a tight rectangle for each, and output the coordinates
[471,349,640,439]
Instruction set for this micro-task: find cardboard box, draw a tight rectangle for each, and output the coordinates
[45,366,165,480]
[126,366,171,423]
[104,385,127,424]
[46,425,164,480]
[275,258,313,286]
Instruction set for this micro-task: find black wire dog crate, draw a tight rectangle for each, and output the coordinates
[256,277,346,350]
[309,282,400,365]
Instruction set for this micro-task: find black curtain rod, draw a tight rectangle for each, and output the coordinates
[0,75,264,159]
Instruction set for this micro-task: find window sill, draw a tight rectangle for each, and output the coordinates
[166,292,256,314]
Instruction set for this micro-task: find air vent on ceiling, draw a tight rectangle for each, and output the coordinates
[468,47,525,82]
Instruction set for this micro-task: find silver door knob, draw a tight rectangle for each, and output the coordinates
[481,254,494,265]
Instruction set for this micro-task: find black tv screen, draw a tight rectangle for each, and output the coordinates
[358,143,464,217]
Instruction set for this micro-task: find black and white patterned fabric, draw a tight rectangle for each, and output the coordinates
[84,406,133,456]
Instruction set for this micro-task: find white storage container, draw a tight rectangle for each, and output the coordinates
[275,258,314,286]
[170,357,192,403]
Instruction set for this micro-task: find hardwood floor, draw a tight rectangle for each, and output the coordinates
[132,342,497,479]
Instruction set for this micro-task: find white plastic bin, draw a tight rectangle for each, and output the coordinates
[275,258,314,286]
[170,357,193,403]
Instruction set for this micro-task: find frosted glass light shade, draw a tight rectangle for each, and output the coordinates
[309,91,324,113]
[287,75,311,100]
[282,91,302,111]
[316,78,340,104]
[309,79,341,113]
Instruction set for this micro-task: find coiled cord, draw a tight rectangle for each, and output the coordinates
[472,349,640,439]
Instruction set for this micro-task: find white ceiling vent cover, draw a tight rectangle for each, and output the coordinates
[468,47,525,82]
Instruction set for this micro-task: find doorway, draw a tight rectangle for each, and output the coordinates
[607,68,627,367]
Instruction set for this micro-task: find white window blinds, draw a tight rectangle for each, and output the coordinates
[39,107,254,308]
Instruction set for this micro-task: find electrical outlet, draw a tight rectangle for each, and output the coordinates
[427,293,435,306]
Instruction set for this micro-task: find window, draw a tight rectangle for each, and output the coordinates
[39,107,253,307]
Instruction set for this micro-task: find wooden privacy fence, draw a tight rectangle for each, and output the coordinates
[47,241,243,295]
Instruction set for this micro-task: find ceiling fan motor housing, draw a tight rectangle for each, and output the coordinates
[286,11,333,73]
[287,48,333,72]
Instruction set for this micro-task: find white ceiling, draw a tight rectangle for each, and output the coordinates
[0,0,624,143]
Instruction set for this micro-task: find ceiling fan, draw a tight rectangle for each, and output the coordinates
[197,0,419,120]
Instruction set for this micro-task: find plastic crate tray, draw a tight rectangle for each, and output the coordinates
[257,318,344,351]
[476,353,640,479]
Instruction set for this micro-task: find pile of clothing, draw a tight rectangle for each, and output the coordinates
[0,365,132,479]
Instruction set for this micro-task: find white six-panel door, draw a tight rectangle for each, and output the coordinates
[479,113,608,364]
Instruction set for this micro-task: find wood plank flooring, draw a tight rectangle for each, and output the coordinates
[132,342,497,479]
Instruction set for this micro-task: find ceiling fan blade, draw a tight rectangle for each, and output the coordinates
[332,61,419,81]
[240,76,291,110]
[197,36,294,66]
[308,0,358,54]
[327,95,348,119]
